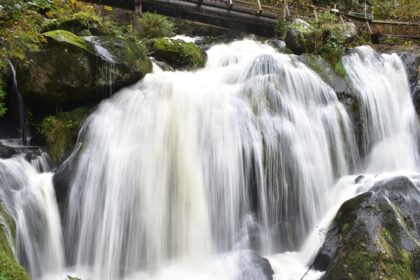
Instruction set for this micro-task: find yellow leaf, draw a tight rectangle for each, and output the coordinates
[46,11,54,18]
[104,6,113,11]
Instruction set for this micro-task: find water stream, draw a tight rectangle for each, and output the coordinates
[0,40,418,280]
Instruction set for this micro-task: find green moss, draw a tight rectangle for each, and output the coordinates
[150,38,205,70]
[342,223,350,235]
[324,193,417,280]
[334,60,347,78]
[0,206,29,280]
[42,30,96,56]
[38,107,90,163]
[42,11,106,35]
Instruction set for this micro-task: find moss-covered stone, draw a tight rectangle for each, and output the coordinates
[43,30,96,55]
[314,176,420,280]
[148,38,206,70]
[16,31,152,117]
[42,12,110,36]
[0,205,29,280]
[38,107,90,163]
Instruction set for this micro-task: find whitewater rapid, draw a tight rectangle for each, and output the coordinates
[0,39,418,280]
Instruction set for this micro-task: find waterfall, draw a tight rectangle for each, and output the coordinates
[63,40,357,279]
[0,40,418,280]
[343,46,420,172]
[6,61,27,146]
[0,155,64,278]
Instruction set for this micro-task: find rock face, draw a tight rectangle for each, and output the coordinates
[238,250,274,280]
[16,30,152,116]
[285,19,312,55]
[313,176,420,280]
[398,52,420,115]
[148,38,206,70]
[53,146,80,205]
[299,55,363,154]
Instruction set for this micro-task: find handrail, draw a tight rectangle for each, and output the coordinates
[78,0,420,38]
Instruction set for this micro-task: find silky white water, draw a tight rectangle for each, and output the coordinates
[0,41,418,280]
[343,46,420,172]
[0,155,63,278]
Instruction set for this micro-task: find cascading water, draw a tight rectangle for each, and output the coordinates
[0,61,28,146]
[61,40,358,279]
[0,155,63,278]
[0,41,418,280]
[343,46,420,172]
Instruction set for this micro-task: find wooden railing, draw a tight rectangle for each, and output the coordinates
[79,0,420,38]
[369,21,420,38]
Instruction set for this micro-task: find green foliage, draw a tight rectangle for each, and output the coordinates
[150,38,206,70]
[372,0,420,21]
[318,38,347,77]
[318,11,337,25]
[275,17,289,38]
[0,0,97,63]
[139,13,174,39]
[39,107,90,163]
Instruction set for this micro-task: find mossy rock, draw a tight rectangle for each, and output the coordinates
[148,38,206,70]
[38,107,90,164]
[42,12,110,36]
[16,30,152,117]
[0,205,30,280]
[314,176,420,280]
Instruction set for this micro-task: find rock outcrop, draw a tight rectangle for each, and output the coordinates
[313,176,420,280]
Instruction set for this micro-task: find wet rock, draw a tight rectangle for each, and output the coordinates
[313,176,420,280]
[0,144,16,159]
[398,52,420,115]
[327,22,357,43]
[285,29,305,55]
[16,30,152,117]
[238,250,274,280]
[266,39,286,50]
[53,145,80,204]
[299,55,349,93]
[285,19,312,55]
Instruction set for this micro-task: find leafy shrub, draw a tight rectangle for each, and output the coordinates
[318,11,337,25]
[139,13,174,39]
[38,107,90,163]
[275,17,289,38]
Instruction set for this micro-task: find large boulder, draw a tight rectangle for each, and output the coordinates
[42,12,111,36]
[237,250,274,280]
[284,19,312,55]
[16,30,152,116]
[313,176,420,279]
[325,22,357,43]
[147,38,206,70]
